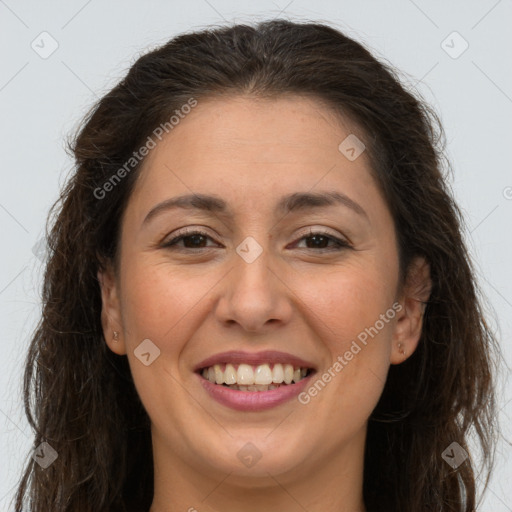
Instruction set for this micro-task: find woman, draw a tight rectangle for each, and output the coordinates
[13,19,499,512]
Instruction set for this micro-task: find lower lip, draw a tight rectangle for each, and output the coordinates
[197,372,314,411]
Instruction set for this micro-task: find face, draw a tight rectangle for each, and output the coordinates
[98,95,429,489]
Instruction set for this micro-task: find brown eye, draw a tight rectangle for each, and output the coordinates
[162,230,218,250]
[294,230,351,251]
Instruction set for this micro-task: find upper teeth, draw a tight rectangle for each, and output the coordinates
[201,363,309,386]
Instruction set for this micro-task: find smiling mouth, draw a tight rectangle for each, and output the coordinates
[198,362,314,392]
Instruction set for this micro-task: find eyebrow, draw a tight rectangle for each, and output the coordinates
[142,190,369,226]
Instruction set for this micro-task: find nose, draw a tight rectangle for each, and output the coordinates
[214,242,293,333]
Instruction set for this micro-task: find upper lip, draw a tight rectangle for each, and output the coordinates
[194,350,317,372]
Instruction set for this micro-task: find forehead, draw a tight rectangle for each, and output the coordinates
[151,94,359,162]
[126,94,381,221]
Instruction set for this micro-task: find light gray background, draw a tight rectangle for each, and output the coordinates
[1,1,511,510]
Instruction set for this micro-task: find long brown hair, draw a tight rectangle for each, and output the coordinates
[13,19,500,512]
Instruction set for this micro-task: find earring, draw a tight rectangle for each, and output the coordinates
[398,342,406,358]
[113,331,119,343]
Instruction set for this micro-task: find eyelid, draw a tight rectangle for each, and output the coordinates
[293,226,351,245]
[161,225,352,251]
[161,227,218,248]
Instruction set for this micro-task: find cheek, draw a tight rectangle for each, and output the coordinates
[117,262,209,419]
[294,262,397,411]
[296,260,398,343]
[120,245,398,359]
[119,261,213,347]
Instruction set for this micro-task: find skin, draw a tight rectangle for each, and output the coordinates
[97,95,431,512]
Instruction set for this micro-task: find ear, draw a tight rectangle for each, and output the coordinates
[390,256,431,365]
[97,259,127,355]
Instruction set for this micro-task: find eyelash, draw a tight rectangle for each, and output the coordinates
[161,228,351,253]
